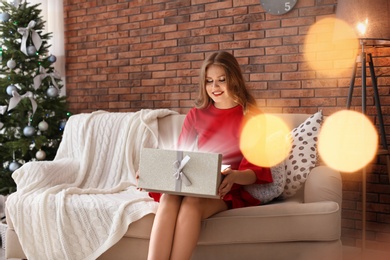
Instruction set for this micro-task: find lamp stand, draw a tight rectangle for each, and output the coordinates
[346,40,390,256]
[347,40,390,177]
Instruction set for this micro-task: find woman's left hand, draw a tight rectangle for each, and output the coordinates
[218,168,236,199]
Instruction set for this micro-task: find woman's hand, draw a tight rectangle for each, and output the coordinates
[218,168,236,199]
[218,168,257,199]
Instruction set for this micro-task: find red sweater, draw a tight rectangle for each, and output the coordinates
[150,104,273,208]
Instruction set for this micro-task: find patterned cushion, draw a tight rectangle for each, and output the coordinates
[282,111,323,198]
[244,159,285,204]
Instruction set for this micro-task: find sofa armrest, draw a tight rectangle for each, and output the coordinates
[304,166,342,206]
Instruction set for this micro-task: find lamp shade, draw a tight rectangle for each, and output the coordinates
[336,0,390,41]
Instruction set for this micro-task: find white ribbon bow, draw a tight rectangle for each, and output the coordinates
[173,155,192,187]
[17,20,42,56]
[8,91,37,114]
[0,106,6,114]
[33,66,61,90]
[0,105,7,129]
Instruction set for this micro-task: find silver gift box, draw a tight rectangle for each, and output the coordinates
[138,148,223,199]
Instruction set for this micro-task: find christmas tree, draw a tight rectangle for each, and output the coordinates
[0,0,69,194]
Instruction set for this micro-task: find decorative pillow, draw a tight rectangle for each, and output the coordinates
[282,111,323,198]
[244,159,286,204]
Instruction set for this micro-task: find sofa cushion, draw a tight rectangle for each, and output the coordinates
[244,111,323,201]
[283,111,323,198]
[123,199,340,244]
[243,159,285,204]
[198,200,340,244]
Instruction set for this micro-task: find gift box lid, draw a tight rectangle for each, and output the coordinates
[138,148,223,199]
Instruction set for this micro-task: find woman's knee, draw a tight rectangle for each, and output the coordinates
[180,197,228,219]
[160,194,182,203]
[179,197,205,217]
[159,194,182,210]
[182,196,204,207]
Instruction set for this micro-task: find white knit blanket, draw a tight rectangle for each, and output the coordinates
[6,109,177,260]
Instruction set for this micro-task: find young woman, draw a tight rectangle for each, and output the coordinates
[147,51,273,260]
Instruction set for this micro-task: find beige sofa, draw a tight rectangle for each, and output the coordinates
[6,112,342,260]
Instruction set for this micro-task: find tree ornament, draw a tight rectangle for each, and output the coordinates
[8,91,38,114]
[7,58,16,69]
[27,45,37,56]
[13,0,22,7]
[23,125,35,137]
[34,66,61,90]
[17,20,42,56]
[6,84,17,96]
[9,161,20,172]
[59,120,67,131]
[35,150,46,160]
[47,86,59,97]
[48,54,57,63]
[0,12,10,22]
[38,120,49,131]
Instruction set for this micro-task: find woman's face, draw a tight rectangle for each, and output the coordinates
[205,65,236,109]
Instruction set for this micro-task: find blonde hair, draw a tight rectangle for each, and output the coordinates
[195,51,257,113]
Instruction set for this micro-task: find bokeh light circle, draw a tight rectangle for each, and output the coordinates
[240,114,291,168]
[318,110,378,173]
[304,17,359,77]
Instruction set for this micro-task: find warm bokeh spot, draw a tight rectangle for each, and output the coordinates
[318,110,378,173]
[304,17,359,77]
[240,114,291,168]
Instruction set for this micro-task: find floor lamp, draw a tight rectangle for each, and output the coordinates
[336,0,390,254]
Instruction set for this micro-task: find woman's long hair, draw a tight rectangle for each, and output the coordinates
[195,51,257,113]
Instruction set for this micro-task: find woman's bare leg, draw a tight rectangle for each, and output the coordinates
[170,197,228,260]
[147,194,182,260]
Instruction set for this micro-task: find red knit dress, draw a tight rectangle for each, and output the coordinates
[149,104,273,208]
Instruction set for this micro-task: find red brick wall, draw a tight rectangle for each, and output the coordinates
[63,0,390,250]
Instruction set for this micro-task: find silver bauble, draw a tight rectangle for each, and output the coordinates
[36,150,46,160]
[47,86,59,97]
[23,125,35,137]
[38,120,49,131]
[7,59,16,69]
[48,54,57,63]
[59,120,67,131]
[9,161,20,172]
[6,84,17,96]
[27,45,37,56]
[0,12,10,22]
[12,0,21,7]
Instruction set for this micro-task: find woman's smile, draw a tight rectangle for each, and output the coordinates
[205,65,236,109]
